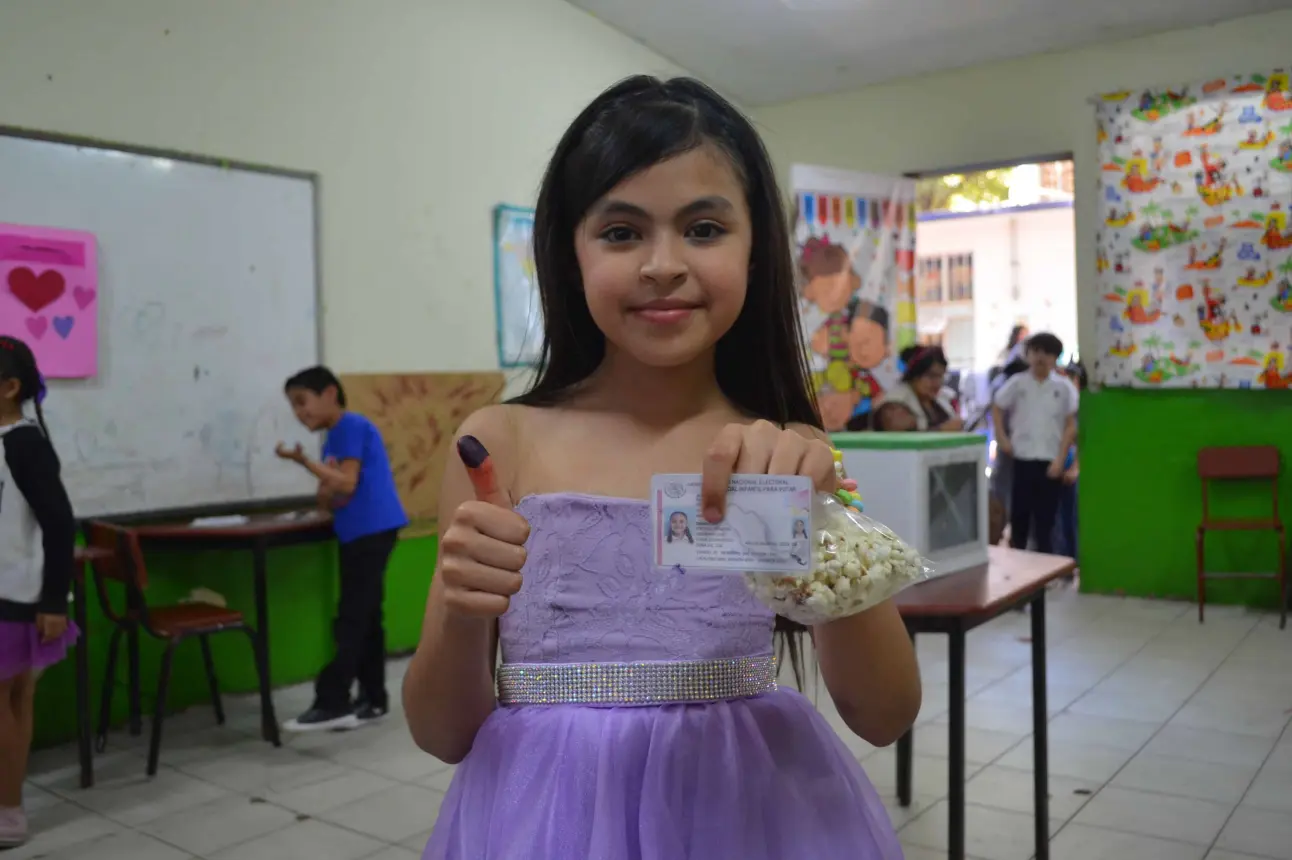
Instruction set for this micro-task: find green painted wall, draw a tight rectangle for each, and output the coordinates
[1080,389,1290,607]
[33,535,437,748]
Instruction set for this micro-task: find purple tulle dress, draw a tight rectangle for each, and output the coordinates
[422,494,903,860]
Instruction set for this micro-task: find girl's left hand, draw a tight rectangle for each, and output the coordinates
[701,420,836,523]
[36,613,68,644]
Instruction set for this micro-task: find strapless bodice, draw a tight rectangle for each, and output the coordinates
[499,494,774,665]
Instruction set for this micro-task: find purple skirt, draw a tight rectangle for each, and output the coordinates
[0,620,80,682]
[423,688,903,859]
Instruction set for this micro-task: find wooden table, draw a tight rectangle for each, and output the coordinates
[103,511,334,749]
[71,545,113,788]
[893,545,1076,860]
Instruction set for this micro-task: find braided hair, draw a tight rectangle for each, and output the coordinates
[0,336,52,442]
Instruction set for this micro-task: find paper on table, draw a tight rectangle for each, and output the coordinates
[190,514,251,528]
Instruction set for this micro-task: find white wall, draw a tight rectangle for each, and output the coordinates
[753,9,1292,375]
[917,205,1078,370]
[0,0,681,375]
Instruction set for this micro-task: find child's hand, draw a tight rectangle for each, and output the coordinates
[439,501,530,618]
[1047,458,1064,479]
[701,420,835,523]
[36,613,68,644]
[1063,465,1079,485]
[275,442,306,463]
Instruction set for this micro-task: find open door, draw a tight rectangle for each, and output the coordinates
[791,165,917,432]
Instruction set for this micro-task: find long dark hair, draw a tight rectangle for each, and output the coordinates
[512,75,820,430]
[511,75,819,680]
[0,336,52,443]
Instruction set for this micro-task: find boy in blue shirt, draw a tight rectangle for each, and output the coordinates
[277,366,408,731]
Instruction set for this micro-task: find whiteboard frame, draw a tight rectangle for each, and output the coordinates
[0,125,326,520]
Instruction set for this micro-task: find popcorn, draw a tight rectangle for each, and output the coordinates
[745,489,930,626]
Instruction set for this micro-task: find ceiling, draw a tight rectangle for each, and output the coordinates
[567,0,1292,105]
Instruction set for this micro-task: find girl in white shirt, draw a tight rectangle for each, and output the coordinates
[0,337,78,849]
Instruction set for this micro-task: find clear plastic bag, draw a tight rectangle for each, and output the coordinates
[744,491,933,626]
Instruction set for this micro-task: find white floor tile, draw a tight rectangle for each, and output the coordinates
[34,829,195,860]
[1073,785,1234,846]
[318,784,446,843]
[205,819,385,860]
[966,764,1099,822]
[996,738,1135,783]
[139,794,298,856]
[1140,725,1277,769]
[1048,822,1207,860]
[1111,752,1259,804]
[1045,712,1160,752]
[899,799,1061,860]
[3,802,124,860]
[1215,805,1292,860]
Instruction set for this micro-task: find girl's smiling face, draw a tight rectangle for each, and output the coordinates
[575,145,752,370]
[670,512,689,536]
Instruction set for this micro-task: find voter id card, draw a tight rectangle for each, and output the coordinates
[650,474,813,574]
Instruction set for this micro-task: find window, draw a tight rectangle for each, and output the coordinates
[917,256,944,303]
[946,253,974,301]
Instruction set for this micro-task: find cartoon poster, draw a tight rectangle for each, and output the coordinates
[1093,69,1292,389]
[790,165,917,430]
[0,223,98,378]
[492,204,542,368]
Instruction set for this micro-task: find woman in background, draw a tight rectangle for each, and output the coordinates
[874,346,962,432]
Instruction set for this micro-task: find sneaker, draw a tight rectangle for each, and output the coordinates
[354,700,389,724]
[0,807,28,848]
[282,707,359,733]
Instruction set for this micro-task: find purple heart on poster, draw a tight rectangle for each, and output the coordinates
[26,316,48,340]
[73,286,97,310]
[53,316,75,339]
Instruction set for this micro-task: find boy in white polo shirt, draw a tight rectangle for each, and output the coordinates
[991,332,1078,554]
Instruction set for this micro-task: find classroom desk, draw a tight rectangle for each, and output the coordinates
[121,511,335,746]
[893,545,1076,860]
[72,545,113,789]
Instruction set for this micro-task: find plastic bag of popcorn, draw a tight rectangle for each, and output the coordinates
[744,475,932,626]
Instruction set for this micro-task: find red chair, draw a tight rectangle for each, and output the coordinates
[1195,446,1287,629]
[85,522,280,776]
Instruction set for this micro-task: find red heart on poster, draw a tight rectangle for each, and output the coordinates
[26,316,48,340]
[7,267,66,313]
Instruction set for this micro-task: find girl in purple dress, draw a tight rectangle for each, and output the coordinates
[404,76,920,859]
[0,337,79,849]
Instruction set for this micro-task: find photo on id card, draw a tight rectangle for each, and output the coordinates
[651,474,813,573]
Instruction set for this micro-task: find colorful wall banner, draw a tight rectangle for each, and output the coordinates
[791,165,917,431]
[0,222,98,378]
[1093,70,1292,389]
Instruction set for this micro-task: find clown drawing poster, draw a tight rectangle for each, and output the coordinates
[1094,69,1292,389]
[791,165,917,430]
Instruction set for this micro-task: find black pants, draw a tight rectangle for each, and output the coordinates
[1010,459,1062,555]
[315,529,398,711]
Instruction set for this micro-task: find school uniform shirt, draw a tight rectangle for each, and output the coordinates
[993,372,1079,463]
[323,412,408,545]
[877,382,957,431]
[0,420,76,622]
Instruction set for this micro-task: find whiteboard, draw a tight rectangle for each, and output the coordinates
[0,132,321,517]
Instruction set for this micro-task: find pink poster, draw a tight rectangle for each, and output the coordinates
[0,223,98,378]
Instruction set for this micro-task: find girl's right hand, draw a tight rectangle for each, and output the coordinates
[437,501,529,618]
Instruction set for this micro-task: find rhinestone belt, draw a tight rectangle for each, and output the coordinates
[496,655,778,706]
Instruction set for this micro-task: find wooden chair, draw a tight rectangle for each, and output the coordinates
[1196,446,1287,629]
[84,522,280,776]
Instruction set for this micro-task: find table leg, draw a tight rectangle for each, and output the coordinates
[896,627,915,807]
[1031,592,1050,860]
[126,628,141,737]
[72,572,93,789]
[252,539,281,745]
[948,622,967,860]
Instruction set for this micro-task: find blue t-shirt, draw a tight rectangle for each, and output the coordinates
[322,412,408,544]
